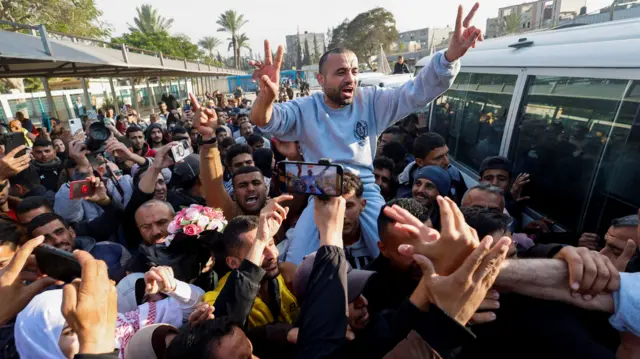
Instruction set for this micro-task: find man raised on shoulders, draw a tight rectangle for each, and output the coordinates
[247,4,483,265]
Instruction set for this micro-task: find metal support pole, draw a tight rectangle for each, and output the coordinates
[147,80,156,111]
[81,78,91,113]
[109,78,118,109]
[41,78,58,125]
[121,44,129,63]
[130,78,138,112]
[37,25,53,56]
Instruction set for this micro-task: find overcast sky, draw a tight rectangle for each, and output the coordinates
[95,0,613,58]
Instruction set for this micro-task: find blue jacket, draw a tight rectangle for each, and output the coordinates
[75,236,131,282]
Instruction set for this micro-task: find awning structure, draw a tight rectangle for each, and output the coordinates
[0,24,246,78]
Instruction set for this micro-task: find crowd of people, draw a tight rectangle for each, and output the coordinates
[0,3,639,359]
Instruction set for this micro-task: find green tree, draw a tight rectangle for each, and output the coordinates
[216,10,248,69]
[112,31,201,60]
[328,19,350,49]
[128,4,173,34]
[0,0,109,93]
[235,33,251,70]
[313,36,320,63]
[295,34,303,69]
[303,38,311,66]
[347,8,398,69]
[198,36,222,57]
[503,12,521,34]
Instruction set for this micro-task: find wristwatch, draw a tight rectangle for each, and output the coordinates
[198,136,217,146]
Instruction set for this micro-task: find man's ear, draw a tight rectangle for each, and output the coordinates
[361,198,367,210]
[316,73,325,87]
[415,158,425,168]
[226,256,240,270]
[377,240,386,256]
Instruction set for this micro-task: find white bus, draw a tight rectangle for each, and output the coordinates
[413,18,640,234]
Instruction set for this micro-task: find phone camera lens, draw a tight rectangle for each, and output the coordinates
[81,185,88,194]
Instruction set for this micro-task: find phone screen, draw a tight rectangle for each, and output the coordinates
[279,162,343,197]
[34,244,82,283]
[69,179,96,199]
[4,132,27,156]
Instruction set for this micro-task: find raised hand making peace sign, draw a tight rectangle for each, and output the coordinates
[445,2,484,62]
[250,40,284,103]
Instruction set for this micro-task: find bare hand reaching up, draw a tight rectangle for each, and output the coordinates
[61,250,117,355]
[406,236,511,325]
[250,40,284,103]
[189,93,217,140]
[445,2,484,62]
[0,236,61,325]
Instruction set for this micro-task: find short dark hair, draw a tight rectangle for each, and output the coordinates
[380,141,407,165]
[0,221,22,250]
[126,126,143,136]
[211,216,259,273]
[373,156,395,173]
[612,215,639,228]
[166,317,238,359]
[461,207,509,239]
[413,133,446,159]
[232,166,263,186]
[158,101,166,106]
[225,144,252,167]
[247,134,264,147]
[319,47,355,74]
[382,126,406,138]
[26,212,68,238]
[170,126,188,136]
[378,198,429,240]
[16,196,52,215]
[215,127,228,135]
[343,172,364,198]
[9,166,41,191]
[33,139,53,148]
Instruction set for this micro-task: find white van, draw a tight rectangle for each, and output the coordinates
[413,19,640,234]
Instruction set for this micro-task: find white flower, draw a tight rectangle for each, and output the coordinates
[184,208,201,221]
[196,216,210,229]
[167,220,179,234]
[207,219,223,231]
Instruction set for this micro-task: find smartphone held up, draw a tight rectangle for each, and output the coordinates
[34,244,82,283]
[69,179,96,200]
[278,161,344,197]
[170,139,193,163]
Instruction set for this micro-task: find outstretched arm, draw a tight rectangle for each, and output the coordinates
[494,259,614,312]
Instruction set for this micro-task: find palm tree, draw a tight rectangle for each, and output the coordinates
[128,4,174,34]
[216,10,248,69]
[198,36,222,57]
[233,33,251,69]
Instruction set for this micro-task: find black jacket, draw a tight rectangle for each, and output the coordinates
[212,261,295,359]
[32,158,63,192]
[393,62,410,74]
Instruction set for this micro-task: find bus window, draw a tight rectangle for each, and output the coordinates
[431,72,517,171]
[509,76,629,231]
[582,81,640,234]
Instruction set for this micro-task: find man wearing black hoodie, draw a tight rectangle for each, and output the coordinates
[145,123,167,150]
[31,139,63,192]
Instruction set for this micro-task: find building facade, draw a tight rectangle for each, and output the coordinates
[284,32,326,69]
[397,26,453,52]
[485,0,567,38]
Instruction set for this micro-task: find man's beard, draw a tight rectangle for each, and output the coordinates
[261,258,280,280]
[324,86,353,107]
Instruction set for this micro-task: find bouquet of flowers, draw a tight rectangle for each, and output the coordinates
[165,204,227,246]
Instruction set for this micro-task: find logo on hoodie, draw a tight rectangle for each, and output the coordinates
[354,120,368,144]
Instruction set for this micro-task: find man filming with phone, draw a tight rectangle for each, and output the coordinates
[242,4,483,264]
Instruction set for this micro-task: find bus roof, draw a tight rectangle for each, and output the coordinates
[416,18,640,69]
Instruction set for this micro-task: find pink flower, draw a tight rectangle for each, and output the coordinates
[190,204,205,211]
[202,207,216,219]
[183,224,202,236]
[167,220,179,234]
[173,214,185,224]
[211,209,225,221]
[184,208,201,221]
